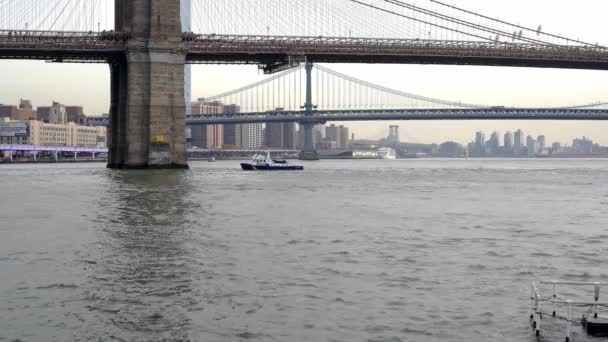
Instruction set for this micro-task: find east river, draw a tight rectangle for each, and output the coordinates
[1,159,608,342]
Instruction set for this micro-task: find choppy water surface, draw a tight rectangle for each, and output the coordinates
[1,159,608,342]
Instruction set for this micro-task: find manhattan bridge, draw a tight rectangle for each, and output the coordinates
[1,0,607,168]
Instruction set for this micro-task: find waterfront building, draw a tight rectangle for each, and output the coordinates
[38,102,83,123]
[0,105,18,120]
[552,142,562,153]
[28,120,106,147]
[352,149,379,159]
[0,118,29,145]
[439,141,462,157]
[0,99,37,121]
[317,140,337,150]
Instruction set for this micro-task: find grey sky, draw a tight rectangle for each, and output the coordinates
[1,0,607,145]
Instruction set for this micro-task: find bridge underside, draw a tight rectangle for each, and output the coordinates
[3,50,608,71]
[0,49,122,63]
[186,53,608,71]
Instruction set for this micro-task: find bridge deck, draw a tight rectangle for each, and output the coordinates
[2,30,608,70]
[0,30,127,61]
[184,34,608,70]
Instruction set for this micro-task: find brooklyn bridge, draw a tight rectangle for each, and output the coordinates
[1,0,607,168]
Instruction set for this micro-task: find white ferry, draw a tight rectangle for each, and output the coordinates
[377,147,397,160]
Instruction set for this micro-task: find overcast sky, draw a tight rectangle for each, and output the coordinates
[1,0,607,145]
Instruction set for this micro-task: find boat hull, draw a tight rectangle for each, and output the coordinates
[241,163,303,171]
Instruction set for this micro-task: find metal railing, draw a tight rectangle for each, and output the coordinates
[0,30,128,56]
[531,280,608,341]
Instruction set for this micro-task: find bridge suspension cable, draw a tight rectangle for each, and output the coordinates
[200,64,481,114]
[188,0,603,48]
[429,0,602,47]
[0,0,114,32]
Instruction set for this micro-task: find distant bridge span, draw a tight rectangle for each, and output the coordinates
[186,108,608,125]
[84,108,608,127]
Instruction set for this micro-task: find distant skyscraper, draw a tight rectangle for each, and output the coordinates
[573,137,593,154]
[19,99,32,110]
[283,122,297,149]
[526,135,537,156]
[266,123,282,148]
[14,99,35,120]
[241,123,263,149]
[514,129,524,156]
[487,131,500,153]
[223,105,241,148]
[504,131,513,150]
[223,124,242,148]
[326,124,339,144]
[65,106,85,124]
[264,122,296,149]
[49,101,67,124]
[190,100,224,148]
[552,142,561,154]
[474,131,485,156]
[388,125,400,144]
[314,124,325,140]
[537,135,546,151]
[325,124,350,148]
[475,131,485,147]
[338,125,349,148]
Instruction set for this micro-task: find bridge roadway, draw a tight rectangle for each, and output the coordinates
[82,108,608,126]
[2,30,608,70]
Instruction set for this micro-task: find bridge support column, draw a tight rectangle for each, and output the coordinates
[107,0,188,169]
[299,61,320,161]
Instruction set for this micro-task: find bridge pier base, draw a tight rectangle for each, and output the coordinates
[107,54,189,170]
[107,0,188,170]
[299,123,320,160]
[298,150,320,160]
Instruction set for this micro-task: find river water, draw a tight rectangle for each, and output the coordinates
[1,159,608,342]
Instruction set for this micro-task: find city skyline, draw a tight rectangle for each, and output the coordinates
[5,97,608,148]
[1,0,608,144]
